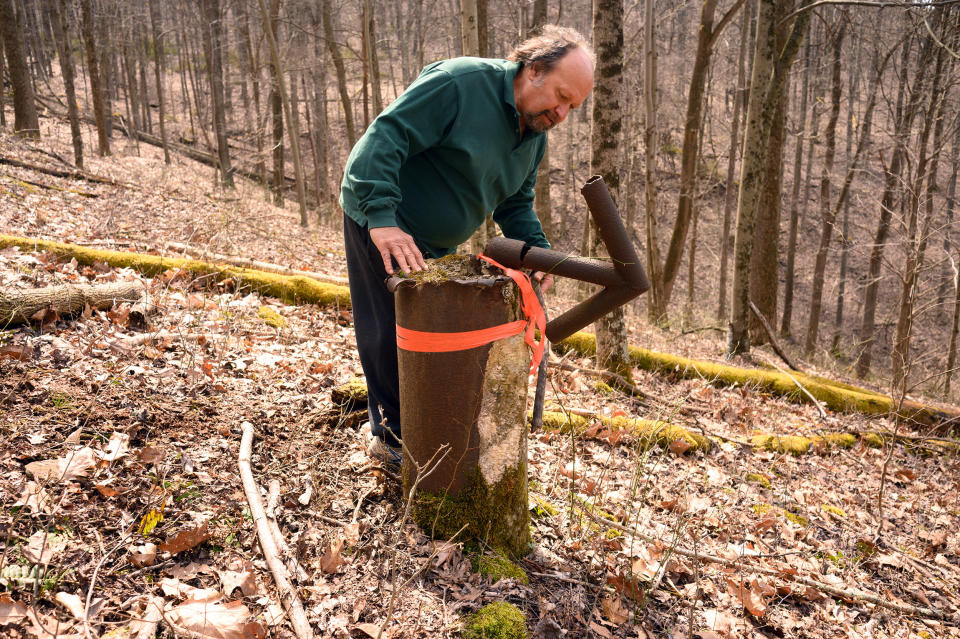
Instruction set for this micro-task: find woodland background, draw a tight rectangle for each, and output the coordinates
[1,0,960,637]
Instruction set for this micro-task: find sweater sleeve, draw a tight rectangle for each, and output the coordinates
[491,137,550,249]
[341,69,459,229]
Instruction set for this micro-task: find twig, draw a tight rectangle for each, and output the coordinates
[265,480,310,583]
[580,508,946,620]
[238,421,313,639]
[133,596,165,639]
[84,534,131,639]
[749,300,802,372]
[764,358,827,420]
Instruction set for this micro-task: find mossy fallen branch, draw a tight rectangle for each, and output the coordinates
[557,332,960,429]
[0,235,350,309]
[537,410,711,452]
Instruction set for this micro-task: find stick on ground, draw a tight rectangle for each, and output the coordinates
[238,421,313,639]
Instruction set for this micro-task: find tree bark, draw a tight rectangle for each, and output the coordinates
[591,0,631,378]
[48,0,82,166]
[322,0,355,148]
[642,0,664,324]
[804,16,845,355]
[0,0,40,137]
[202,0,234,187]
[80,0,109,155]
[0,281,144,326]
[148,0,170,165]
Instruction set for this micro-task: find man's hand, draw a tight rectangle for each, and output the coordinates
[532,271,554,292]
[369,226,427,275]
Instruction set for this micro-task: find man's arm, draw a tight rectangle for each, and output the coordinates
[491,139,550,250]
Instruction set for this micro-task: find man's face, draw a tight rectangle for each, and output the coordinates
[516,48,594,133]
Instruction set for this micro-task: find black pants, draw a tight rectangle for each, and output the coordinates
[343,214,402,444]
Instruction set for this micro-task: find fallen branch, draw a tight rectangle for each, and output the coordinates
[581,508,947,621]
[0,154,121,186]
[0,281,144,326]
[549,360,646,398]
[165,241,348,286]
[265,479,310,583]
[749,300,802,372]
[238,421,313,639]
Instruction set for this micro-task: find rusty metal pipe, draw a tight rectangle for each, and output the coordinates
[581,176,650,291]
[484,237,626,289]
[546,285,640,342]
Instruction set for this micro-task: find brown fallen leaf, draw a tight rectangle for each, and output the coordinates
[354,622,386,638]
[129,543,157,567]
[599,596,629,624]
[0,594,28,626]
[137,445,165,465]
[669,439,692,456]
[97,432,130,462]
[159,524,211,555]
[0,344,34,361]
[94,483,120,498]
[13,482,53,514]
[588,620,615,639]
[219,561,258,598]
[25,447,97,483]
[23,531,66,564]
[167,599,252,639]
[725,577,768,617]
[320,538,345,574]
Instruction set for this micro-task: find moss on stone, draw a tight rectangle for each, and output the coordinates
[471,553,529,584]
[462,602,528,639]
[405,254,482,283]
[0,234,351,308]
[821,504,846,518]
[408,463,529,557]
[595,381,615,395]
[257,306,286,328]
[745,473,771,489]
[330,377,368,412]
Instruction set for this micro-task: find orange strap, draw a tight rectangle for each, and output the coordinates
[395,254,545,376]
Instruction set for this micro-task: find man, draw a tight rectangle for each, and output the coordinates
[340,25,594,465]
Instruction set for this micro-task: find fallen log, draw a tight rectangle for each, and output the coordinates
[0,154,121,186]
[0,281,144,326]
[0,234,350,309]
[164,241,348,286]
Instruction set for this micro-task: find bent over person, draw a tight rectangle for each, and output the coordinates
[340,25,594,466]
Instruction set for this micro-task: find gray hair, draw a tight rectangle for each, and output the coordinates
[507,25,594,73]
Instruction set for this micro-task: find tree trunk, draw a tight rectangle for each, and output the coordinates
[779,32,812,336]
[322,0,355,148]
[202,0,234,187]
[938,127,960,311]
[148,0,170,165]
[717,1,750,322]
[945,254,960,396]
[804,16,845,355]
[591,0,631,378]
[49,0,83,166]
[259,0,308,225]
[663,0,743,307]
[531,0,552,243]
[642,0,664,324]
[236,0,266,188]
[80,0,109,155]
[855,30,936,378]
[0,0,40,137]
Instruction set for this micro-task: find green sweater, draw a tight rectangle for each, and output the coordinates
[340,57,550,258]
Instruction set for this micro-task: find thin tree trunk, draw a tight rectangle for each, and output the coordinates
[938,127,960,311]
[322,0,355,148]
[148,0,170,164]
[202,0,235,187]
[643,0,664,324]
[49,0,83,166]
[236,0,266,188]
[80,0,108,153]
[717,0,750,322]
[780,33,812,336]
[0,0,40,137]
[804,16,846,355]
[259,0,308,225]
[945,254,960,396]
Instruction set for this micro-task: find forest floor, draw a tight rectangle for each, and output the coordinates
[1,123,959,639]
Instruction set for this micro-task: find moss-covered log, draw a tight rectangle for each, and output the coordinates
[0,235,350,308]
[1,281,143,326]
[557,331,960,430]
[538,409,711,452]
[396,256,531,556]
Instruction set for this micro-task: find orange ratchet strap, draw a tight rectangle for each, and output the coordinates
[395,254,546,376]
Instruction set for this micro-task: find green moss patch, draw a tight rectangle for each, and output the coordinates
[0,234,351,308]
[821,504,846,518]
[257,306,286,328]
[462,602,528,639]
[330,377,368,412]
[471,553,529,584]
[556,332,960,427]
[751,434,814,456]
[406,464,529,557]
[745,473,772,489]
[537,410,710,452]
[530,495,558,518]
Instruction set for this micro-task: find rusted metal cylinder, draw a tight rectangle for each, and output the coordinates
[394,257,530,556]
[485,236,626,288]
[581,176,650,291]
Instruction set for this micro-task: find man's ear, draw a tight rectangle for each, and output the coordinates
[528,60,547,81]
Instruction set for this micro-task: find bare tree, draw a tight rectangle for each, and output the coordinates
[0,0,40,137]
[80,0,109,155]
[48,0,82,164]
